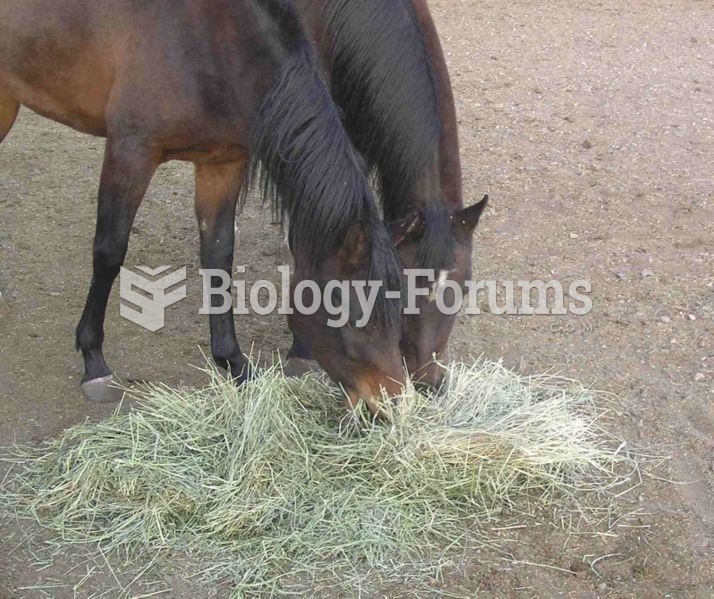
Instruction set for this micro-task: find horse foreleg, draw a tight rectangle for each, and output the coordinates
[75,137,159,402]
[279,212,320,377]
[0,89,19,144]
[195,159,253,383]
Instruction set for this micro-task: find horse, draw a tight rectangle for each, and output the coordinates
[285,0,489,390]
[0,0,405,411]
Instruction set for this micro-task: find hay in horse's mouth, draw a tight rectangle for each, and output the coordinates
[1,360,637,593]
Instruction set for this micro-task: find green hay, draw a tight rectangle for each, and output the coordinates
[1,359,634,594]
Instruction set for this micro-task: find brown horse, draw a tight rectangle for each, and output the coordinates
[0,0,405,409]
[287,0,489,390]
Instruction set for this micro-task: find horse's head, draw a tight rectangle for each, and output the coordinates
[288,222,405,414]
[391,196,489,390]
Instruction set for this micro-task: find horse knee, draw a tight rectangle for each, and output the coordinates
[92,238,127,277]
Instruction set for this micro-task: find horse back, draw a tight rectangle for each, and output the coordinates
[0,0,291,157]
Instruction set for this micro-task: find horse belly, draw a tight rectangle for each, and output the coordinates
[1,68,111,137]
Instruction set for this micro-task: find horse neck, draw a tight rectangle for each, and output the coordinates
[307,0,464,221]
[381,96,463,223]
[401,0,463,217]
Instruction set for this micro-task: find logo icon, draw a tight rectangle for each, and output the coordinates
[120,266,187,331]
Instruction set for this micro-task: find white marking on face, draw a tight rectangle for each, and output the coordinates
[429,270,451,302]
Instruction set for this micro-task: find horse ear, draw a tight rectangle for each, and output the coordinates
[455,195,489,237]
[389,210,424,246]
[338,223,369,272]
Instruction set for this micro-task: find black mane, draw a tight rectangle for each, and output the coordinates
[324,0,455,271]
[247,2,401,327]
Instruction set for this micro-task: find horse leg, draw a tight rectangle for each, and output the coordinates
[76,137,159,402]
[281,212,320,377]
[0,89,20,143]
[195,159,252,383]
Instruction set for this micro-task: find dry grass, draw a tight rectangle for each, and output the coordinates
[1,359,636,594]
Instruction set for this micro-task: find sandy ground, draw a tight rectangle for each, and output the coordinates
[1,0,712,596]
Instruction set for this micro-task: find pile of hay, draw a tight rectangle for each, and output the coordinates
[1,360,633,593]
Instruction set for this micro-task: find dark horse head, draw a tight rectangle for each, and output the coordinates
[288,221,405,412]
[248,29,405,412]
[389,197,488,389]
[315,0,490,390]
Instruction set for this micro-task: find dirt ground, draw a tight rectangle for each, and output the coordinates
[1,0,712,596]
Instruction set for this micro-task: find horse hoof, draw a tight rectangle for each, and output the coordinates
[81,375,124,403]
[283,357,323,378]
